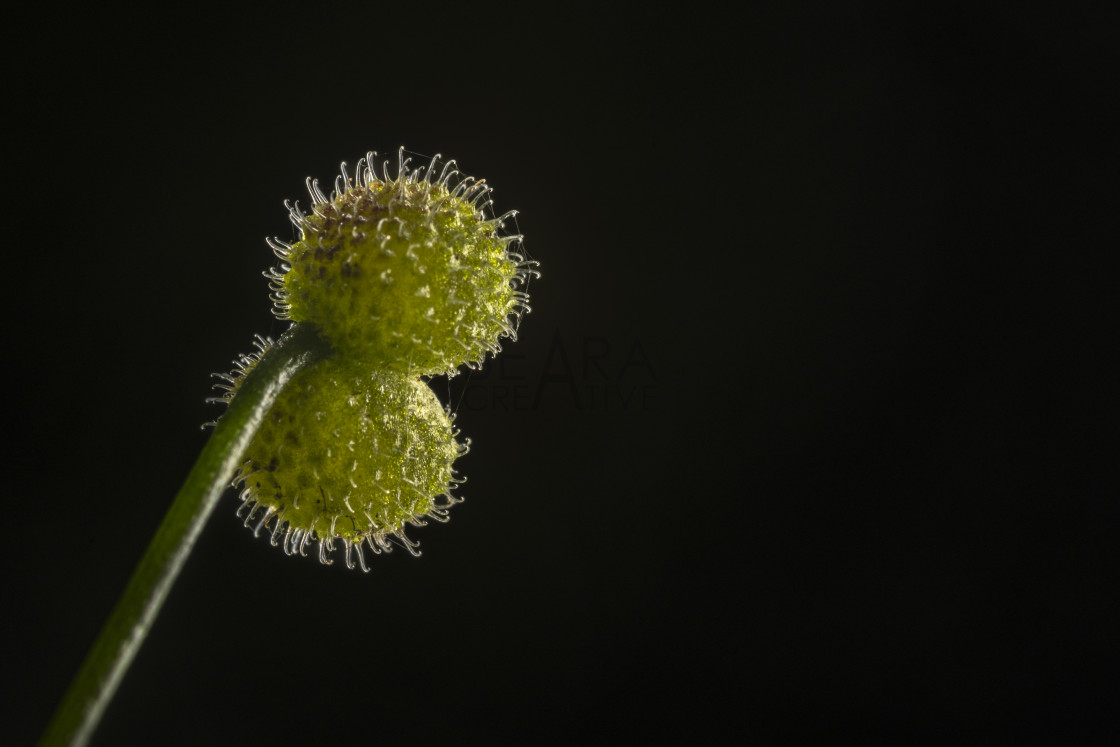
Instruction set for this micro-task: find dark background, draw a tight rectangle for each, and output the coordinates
[5,5,1115,744]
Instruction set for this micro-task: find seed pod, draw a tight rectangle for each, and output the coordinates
[225,343,467,570]
[266,148,538,375]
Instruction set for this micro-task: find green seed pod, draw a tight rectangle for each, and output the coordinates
[265,147,538,375]
[223,339,467,570]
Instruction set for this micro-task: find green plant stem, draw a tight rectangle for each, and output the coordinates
[40,323,331,747]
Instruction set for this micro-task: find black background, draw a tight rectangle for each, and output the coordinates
[5,5,1115,745]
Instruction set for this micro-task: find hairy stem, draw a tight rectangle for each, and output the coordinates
[40,323,331,747]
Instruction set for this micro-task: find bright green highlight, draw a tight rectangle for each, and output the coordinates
[282,178,520,375]
[234,354,462,552]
